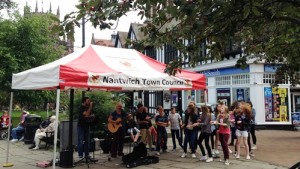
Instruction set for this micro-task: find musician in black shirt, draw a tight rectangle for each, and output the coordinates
[136,103,152,149]
[77,97,93,158]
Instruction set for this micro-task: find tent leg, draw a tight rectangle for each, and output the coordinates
[204,89,208,104]
[52,88,60,169]
[3,92,14,167]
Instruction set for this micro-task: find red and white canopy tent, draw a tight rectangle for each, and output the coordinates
[7,45,206,168]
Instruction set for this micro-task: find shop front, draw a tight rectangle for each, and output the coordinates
[182,63,294,126]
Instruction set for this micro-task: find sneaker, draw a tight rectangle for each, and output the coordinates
[181,153,186,158]
[225,159,230,165]
[156,152,160,156]
[18,136,24,141]
[250,152,255,157]
[233,152,237,157]
[33,146,39,150]
[215,150,219,155]
[10,139,18,142]
[236,155,240,159]
[191,153,196,158]
[246,155,250,160]
[251,145,257,150]
[200,156,207,161]
[206,157,213,163]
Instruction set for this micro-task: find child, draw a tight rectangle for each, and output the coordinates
[126,113,140,145]
[0,110,10,129]
[155,106,169,155]
[215,106,231,165]
[168,107,183,151]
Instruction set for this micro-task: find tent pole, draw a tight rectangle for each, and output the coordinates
[68,89,74,157]
[3,91,14,167]
[204,89,208,104]
[52,87,60,169]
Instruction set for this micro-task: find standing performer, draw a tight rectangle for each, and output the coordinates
[108,102,127,158]
[77,97,93,159]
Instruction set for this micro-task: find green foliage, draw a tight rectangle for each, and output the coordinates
[0,12,65,107]
[10,110,56,128]
[66,0,300,85]
[71,91,120,126]
[0,0,14,11]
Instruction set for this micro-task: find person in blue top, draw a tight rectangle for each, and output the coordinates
[107,102,127,158]
[155,105,169,155]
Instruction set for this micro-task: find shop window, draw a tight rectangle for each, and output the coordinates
[263,73,275,84]
[264,87,289,122]
[216,76,231,86]
[232,74,250,85]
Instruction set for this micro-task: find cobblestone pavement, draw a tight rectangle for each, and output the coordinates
[0,129,299,169]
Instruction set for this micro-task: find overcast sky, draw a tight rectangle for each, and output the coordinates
[13,0,143,49]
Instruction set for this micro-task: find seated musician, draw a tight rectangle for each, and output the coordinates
[125,113,140,145]
[107,102,127,158]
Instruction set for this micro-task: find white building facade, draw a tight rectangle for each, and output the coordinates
[114,23,294,126]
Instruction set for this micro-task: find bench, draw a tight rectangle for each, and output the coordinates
[40,131,60,150]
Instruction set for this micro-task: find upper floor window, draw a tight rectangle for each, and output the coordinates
[263,73,289,84]
[215,76,231,86]
[164,44,177,64]
[232,74,250,85]
[145,46,157,60]
[263,73,275,84]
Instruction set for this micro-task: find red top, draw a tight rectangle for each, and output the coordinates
[0,115,10,127]
[218,115,231,134]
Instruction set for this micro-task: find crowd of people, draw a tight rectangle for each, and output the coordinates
[0,109,58,150]
[101,100,257,166]
[0,97,257,166]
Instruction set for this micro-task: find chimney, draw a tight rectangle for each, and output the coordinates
[111,31,117,46]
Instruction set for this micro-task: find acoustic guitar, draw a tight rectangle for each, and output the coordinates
[108,118,122,133]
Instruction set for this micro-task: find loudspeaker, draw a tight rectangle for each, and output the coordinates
[59,150,74,168]
[59,120,78,151]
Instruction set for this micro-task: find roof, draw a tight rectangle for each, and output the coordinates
[116,31,128,47]
[129,23,147,41]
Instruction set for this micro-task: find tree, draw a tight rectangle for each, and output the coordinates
[0,12,65,108]
[0,0,13,10]
[64,0,300,85]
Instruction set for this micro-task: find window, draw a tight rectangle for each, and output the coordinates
[215,76,231,86]
[164,44,177,64]
[145,46,157,60]
[263,73,275,84]
[232,74,250,85]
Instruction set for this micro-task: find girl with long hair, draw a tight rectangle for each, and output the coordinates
[197,105,213,162]
[181,104,199,158]
[215,106,231,165]
[235,102,252,160]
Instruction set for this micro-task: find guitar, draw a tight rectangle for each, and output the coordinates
[108,118,122,133]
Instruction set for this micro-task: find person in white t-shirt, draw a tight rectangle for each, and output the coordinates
[168,107,183,151]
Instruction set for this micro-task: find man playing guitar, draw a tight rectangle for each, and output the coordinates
[107,102,127,158]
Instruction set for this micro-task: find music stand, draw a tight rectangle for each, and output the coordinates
[74,126,98,168]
